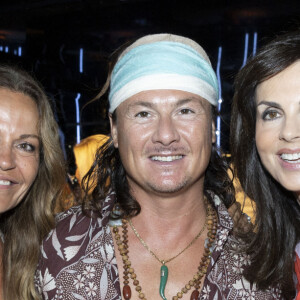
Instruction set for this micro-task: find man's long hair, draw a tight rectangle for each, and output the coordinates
[82,116,235,219]
[82,36,235,218]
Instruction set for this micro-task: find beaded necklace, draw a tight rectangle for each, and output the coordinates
[112,201,218,300]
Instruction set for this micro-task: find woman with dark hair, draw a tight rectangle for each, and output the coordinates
[230,30,300,299]
[0,65,66,299]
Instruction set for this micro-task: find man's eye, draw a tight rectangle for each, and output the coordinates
[180,108,194,114]
[135,111,150,118]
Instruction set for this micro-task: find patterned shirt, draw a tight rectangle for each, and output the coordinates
[35,192,283,299]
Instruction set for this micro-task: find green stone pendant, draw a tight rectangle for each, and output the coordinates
[159,264,168,300]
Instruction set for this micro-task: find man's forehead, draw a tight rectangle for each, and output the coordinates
[120,90,211,110]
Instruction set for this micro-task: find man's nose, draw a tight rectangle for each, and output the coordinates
[152,115,180,146]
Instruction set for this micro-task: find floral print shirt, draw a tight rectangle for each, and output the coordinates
[35,192,283,299]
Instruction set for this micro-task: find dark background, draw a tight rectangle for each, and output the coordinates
[0,0,299,171]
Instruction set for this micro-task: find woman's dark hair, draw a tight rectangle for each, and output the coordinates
[230,30,300,298]
[82,37,235,218]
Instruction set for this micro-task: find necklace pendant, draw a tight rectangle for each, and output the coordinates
[159,264,168,300]
[190,289,200,300]
[123,285,132,300]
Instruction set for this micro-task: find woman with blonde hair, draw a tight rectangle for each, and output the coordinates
[0,65,65,299]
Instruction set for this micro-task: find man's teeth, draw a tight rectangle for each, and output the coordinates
[151,155,183,162]
[0,180,10,186]
[281,153,300,163]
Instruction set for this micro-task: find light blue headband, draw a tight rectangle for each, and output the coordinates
[108,36,218,112]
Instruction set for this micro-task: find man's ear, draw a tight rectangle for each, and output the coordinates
[109,113,118,148]
[211,120,216,144]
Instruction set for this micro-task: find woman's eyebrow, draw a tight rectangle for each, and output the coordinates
[19,134,39,140]
[257,100,282,109]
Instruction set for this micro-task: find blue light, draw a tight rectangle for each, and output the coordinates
[216,46,223,148]
[0,46,3,52]
[18,46,22,57]
[216,117,221,147]
[253,32,258,56]
[4,46,8,53]
[216,46,223,111]
[241,33,249,68]
[14,49,17,55]
[79,48,83,73]
[75,93,81,144]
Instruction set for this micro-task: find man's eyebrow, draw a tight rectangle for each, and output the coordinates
[175,97,200,107]
[176,97,208,110]
[127,97,205,110]
[257,100,282,109]
[127,101,154,109]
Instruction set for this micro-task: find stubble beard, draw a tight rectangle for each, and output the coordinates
[145,176,192,195]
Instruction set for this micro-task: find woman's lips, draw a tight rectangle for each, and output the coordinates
[280,152,300,163]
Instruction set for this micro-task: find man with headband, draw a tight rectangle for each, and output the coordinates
[36,34,282,299]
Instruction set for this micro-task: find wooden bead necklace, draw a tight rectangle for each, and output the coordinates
[112,201,218,300]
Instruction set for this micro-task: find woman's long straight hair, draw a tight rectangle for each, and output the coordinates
[230,31,300,298]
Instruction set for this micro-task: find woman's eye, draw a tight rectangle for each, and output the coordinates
[17,142,35,152]
[135,111,150,118]
[262,110,280,120]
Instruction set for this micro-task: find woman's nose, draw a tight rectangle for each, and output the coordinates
[0,146,16,170]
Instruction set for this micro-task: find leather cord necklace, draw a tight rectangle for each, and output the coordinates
[112,200,218,300]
